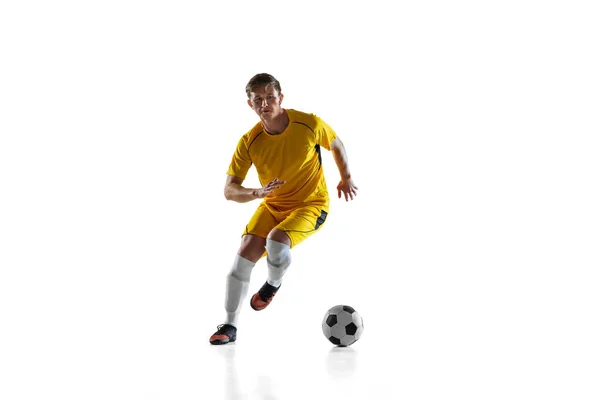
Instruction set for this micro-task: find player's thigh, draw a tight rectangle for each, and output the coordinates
[240,203,278,259]
[276,206,328,248]
[238,234,267,262]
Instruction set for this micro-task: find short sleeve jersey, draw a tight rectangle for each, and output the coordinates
[227,109,337,211]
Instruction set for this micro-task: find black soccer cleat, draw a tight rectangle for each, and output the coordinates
[250,281,281,311]
[209,324,237,345]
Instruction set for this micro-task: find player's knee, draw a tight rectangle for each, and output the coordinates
[265,239,291,268]
[238,234,266,262]
[267,228,291,246]
[228,254,255,282]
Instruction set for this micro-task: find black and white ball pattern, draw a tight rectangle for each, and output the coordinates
[322,305,364,346]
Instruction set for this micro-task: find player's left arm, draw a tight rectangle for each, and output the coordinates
[330,137,358,201]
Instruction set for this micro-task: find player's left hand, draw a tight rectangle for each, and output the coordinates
[337,178,358,201]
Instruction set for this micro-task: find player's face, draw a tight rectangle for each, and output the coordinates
[247,84,284,118]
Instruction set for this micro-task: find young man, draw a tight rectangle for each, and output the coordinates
[209,73,358,345]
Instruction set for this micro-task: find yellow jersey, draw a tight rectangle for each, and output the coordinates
[227,109,337,212]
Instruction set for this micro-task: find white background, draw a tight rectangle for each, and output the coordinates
[1,1,599,399]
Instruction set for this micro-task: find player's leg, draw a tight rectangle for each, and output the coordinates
[249,229,289,311]
[224,234,266,325]
[250,206,328,311]
[265,229,291,288]
[210,205,276,345]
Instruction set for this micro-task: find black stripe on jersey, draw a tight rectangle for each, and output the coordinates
[292,121,321,168]
[247,131,264,164]
[314,144,322,168]
[292,121,314,132]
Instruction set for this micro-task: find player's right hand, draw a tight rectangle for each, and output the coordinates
[253,178,285,198]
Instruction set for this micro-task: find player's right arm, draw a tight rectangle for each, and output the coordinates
[224,175,285,203]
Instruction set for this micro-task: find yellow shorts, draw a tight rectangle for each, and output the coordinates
[243,202,328,249]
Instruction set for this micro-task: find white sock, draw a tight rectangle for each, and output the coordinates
[224,254,255,327]
[265,239,291,288]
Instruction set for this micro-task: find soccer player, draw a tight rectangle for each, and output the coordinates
[209,73,358,345]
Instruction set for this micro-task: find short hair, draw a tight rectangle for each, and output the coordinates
[245,73,282,98]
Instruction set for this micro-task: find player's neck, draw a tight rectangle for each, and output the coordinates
[261,109,289,135]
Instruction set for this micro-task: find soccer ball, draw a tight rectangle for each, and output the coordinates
[322,305,364,346]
